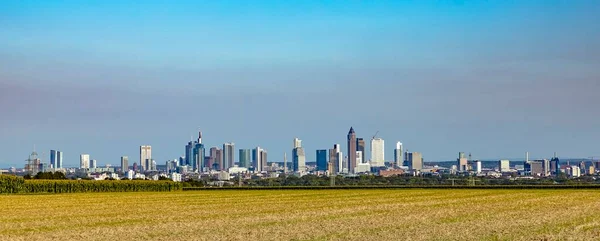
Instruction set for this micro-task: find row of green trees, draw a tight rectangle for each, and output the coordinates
[0,175,182,194]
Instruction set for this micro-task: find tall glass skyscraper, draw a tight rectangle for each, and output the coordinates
[316,150,328,171]
[223,143,235,170]
[239,149,251,168]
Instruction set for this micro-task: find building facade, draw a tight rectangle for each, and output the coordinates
[394,142,402,167]
[370,138,385,167]
[407,152,423,170]
[223,143,235,170]
[121,156,129,172]
[316,150,328,171]
[239,149,251,168]
[80,154,90,169]
[140,145,152,171]
[347,127,357,173]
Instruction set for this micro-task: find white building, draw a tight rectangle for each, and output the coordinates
[333,144,344,174]
[499,160,510,172]
[218,171,230,180]
[170,173,182,182]
[394,142,403,167]
[91,159,97,169]
[80,154,90,169]
[570,166,581,178]
[126,170,135,179]
[473,160,482,174]
[140,145,152,171]
[356,162,371,173]
[228,166,248,174]
[356,151,363,165]
[370,138,385,167]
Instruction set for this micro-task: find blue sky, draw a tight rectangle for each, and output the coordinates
[1,1,599,167]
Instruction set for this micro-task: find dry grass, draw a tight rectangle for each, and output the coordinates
[0,189,599,240]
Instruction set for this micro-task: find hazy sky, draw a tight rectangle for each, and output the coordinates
[1,1,599,167]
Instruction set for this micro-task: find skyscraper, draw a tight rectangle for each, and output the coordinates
[347,127,357,173]
[80,154,90,169]
[223,143,235,170]
[329,144,343,173]
[407,152,423,170]
[56,151,63,169]
[91,159,97,169]
[121,156,129,172]
[239,149,251,168]
[370,138,385,167]
[210,147,223,170]
[140,145,152,171]
[292,138,306,173]
[50,150,57,168]
[356,138,365,163]
[316,150,328,171]
[193,143,205,171]
[253,147,267,172]
[394,142,402,167]
[457,152,468,171]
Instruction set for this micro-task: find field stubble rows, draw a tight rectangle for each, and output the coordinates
[0,189,599,240]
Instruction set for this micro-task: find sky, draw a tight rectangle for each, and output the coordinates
[1,1,599,167]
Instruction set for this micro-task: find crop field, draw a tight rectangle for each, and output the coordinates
[1,189,599,240]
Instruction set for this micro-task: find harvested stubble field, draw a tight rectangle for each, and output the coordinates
[1,189,599,241]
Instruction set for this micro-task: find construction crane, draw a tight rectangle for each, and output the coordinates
[372,131,379,140]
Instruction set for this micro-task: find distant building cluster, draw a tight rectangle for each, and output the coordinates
[7,127,600,183]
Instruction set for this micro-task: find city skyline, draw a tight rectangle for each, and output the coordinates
[1,1,599,166]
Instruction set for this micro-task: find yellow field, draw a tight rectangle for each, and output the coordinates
[0,189,599,240]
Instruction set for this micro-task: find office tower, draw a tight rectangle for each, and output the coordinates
[316,150,328,171]
[407,152,423,170]
[292,138,306,173]
[179,156,185,167]
[197,130,202,144]
[50,150,57,168]
[357,138,365,164]
[473,160,482,173]
[185,141,194,167]
[550,153,560,175]
[223,143,235,170]
[284,152,287,173]
[356,151,363,164]
[370,138,385,167]
[570,166,581,177]
[347,127,357,173]
[80,154,90,169]
[239,149,251,168]
[56,151,63,169]
[498,160,510,172]
[293,138,302,149]
[91,159,97,169]
[261,149,268,170]
[132,162,138,172]
[541,159,550,176]
[140,145,152,171]
[151,160,156,171]
[193,143,205,171]
[457,152,468,171]
[394,142,403,167]
[121,156,129,172]
[329,147,339,173]
[209,147,223,170]
[525,161,543,176]
[253,147,263,172]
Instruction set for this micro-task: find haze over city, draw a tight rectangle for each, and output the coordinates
[1,1,599,167]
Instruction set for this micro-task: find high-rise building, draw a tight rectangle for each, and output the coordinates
[193,143,205,171]
[457,152,468,171]
[292,138,306,173]
[370,138,385,167]
[498,160,510,172]
[407,152,423,170]
[316,150,328,171]
[223,143,235,170]
[473,160,482,173]
[91,159,97,169]
[80,154,90,169]
[140,145,152,171]
[357,138,365,164]
[253,147,264,172]
[394,142,403,167]
[329,146,339,173]
[356,151,363,164]
[293,138,302,149]
[347,127,357,173]
[550,153,560,175]
[56,151,63,169]
[209,147,223,170]
[121,156,129,172]
[260,149,268,169]
[239,149,251,168]
[50,150,57,168]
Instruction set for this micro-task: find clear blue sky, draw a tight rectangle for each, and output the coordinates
[1,1,599,167]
